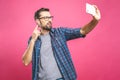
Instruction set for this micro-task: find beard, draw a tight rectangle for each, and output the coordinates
[42,22,52,31]
[43,25,52,31]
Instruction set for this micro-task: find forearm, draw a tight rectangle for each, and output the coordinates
[22,39,35,66]
[80,17,99,35]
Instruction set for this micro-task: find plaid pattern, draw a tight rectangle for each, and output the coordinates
[56,77,64,80]
[28,27,85,80]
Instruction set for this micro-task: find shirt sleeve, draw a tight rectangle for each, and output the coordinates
[60,27,86,41]
[27,36,32,46]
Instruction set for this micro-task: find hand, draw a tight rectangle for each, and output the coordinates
[31,25,41,41]
[92,5,101,21]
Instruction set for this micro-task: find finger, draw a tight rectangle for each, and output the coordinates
[93,5,98,9]
[36,30,41,36]
[93,5,100,14]
[95,6,100,14]
[34,25,38,30]
[37,26,41,31]
[93,5,100,12]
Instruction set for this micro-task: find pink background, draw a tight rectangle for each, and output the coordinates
[0,0,120,80]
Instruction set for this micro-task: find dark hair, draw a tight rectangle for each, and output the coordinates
[34,8,49,20]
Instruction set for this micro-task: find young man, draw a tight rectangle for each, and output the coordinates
[22,6,101,80]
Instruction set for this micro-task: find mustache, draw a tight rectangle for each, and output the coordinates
[47,21,52,25]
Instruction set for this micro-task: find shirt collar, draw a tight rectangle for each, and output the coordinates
[50,28,55,33]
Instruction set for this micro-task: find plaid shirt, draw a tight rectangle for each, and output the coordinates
[28,27,85,80]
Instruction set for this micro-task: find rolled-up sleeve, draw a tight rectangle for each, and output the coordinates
[28,36,32,46]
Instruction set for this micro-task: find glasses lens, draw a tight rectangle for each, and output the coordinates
[39,16,53,20]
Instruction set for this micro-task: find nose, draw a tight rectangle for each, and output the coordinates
[46,18,52,22]
[49,18,52,22]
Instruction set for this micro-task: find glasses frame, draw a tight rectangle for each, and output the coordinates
[38,16,54,20]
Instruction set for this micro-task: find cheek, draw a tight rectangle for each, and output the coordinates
[41,21,47,26]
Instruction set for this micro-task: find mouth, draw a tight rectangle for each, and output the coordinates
[47,22,52,26]
[42,22,52,31]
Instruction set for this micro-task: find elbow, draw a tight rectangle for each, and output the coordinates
[24,63,29,66]
[22,57,30,66]
[80,29,88,35]
[22,60,29,66]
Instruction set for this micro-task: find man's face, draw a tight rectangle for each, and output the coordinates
[38,11,53,31]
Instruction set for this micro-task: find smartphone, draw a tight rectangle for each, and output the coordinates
[86,3,96,16]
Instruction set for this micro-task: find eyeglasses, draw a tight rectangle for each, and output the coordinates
[39,16,54,20]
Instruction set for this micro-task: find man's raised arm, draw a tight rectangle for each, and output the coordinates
[80,5,101,35]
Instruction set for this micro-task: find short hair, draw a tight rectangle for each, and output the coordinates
[34,8,49,20]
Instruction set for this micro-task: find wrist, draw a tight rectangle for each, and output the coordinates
[93,15,100,21]
[31,39,36,43]
[92,17,99,22]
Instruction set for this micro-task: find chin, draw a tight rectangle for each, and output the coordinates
[43,26,52,31]
[47,26,52,30]
[47,27,52,31]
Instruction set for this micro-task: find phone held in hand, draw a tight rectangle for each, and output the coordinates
[86,3,96,16]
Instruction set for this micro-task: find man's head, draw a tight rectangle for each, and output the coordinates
[34,8,53,31]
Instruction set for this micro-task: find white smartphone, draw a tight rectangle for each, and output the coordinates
[86,3,96,16]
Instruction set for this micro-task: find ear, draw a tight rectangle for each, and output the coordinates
[35,19,40,25]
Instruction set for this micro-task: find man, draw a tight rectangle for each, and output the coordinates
[22,5,101,80]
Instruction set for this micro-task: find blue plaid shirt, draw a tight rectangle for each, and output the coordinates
[28,27,85,80]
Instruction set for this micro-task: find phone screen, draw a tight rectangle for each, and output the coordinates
[86,3,96,16]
